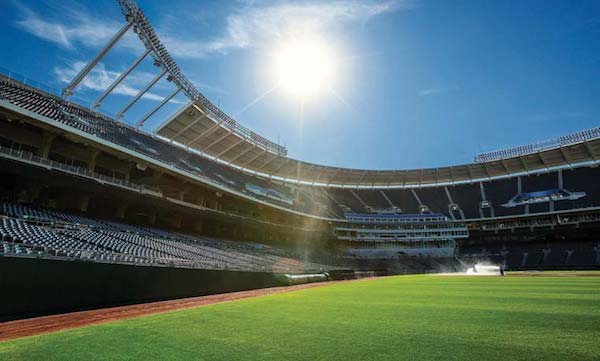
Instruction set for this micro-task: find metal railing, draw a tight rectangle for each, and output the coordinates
[0,145,142,191]
[474,127,600,163]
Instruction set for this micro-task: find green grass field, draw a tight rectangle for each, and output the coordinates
[1,275,599,361]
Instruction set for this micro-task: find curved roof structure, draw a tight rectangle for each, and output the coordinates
[116,0,286,157]
[157,103,600,187]
[72,0,600,189]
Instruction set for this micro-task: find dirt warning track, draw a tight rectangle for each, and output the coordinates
[0,281,346,342]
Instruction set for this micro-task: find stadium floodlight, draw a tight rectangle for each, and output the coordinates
[93,49,151,110]
[62,21,133,99]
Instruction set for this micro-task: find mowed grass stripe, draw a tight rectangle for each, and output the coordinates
[1,275,599,361]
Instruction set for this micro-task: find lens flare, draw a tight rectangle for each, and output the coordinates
[272,36,336,99]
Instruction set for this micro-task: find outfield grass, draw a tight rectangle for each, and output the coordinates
[1,275,599,361]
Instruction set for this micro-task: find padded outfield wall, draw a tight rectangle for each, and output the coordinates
[0,256,288,321]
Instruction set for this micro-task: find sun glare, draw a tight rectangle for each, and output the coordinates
[272,36,336,99]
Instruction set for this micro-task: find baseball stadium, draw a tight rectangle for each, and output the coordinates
[0,1,599,360]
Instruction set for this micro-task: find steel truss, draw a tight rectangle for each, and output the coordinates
[62,0,287,156]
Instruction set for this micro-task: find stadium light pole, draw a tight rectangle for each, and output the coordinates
[62,21,133,99]
[116,68,167,119]
[92,48,151,110]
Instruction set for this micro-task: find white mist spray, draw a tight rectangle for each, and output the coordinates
[465,262,501,276]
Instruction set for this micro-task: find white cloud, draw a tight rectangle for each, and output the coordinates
[54,62,184,104]
[161,0,411,58]
[13,1,410,58]
[13,3,141,51]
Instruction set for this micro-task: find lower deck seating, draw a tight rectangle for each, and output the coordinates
[0,201,332,273]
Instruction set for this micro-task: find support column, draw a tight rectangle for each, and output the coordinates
[115,203,128,219]
[193,220,204,234]
[78,194,91,212]
[88,149,100,172]
[172,213,183,229]
[558,169,564,189]
[123,163,135,183]
[38,131,58,158]
[148,210,157,225]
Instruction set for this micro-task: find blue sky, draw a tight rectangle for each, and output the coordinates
[1,0,599,170]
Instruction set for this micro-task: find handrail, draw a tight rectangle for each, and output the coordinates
[0,145,142,191]
[474,127,600,162]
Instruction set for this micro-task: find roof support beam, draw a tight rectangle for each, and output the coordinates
[258,153,280,171]
[518,156,530,175]
[240,149,267,168]
[466,165,475,183]
[299,164,316,181]
[558,146,573,169]
[92,48,150,109]
[326,169,341,186]
[482,163,492,180]
[136,87,181,128]
[499,159,511,176]
[357,170,369,186]
[214,137,245,159]
[268,158,290,176]
[199,130,232,153]
[322,189,342,207]
[62,21,133,98]
[284,162,301,179]
[227,144,258,165]
[538,152,550,171]
[583,140,598,161]
[171,113,207,141]
[171,114,206,140]
[380,189,397,209]
[116,68,167,119]
[185,120,223,146]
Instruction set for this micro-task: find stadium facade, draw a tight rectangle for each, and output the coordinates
[0,0,599,319]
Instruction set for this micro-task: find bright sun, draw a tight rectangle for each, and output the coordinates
[272,36,336,99]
